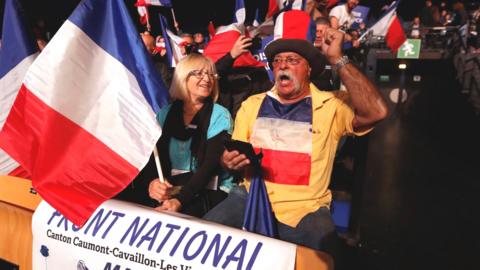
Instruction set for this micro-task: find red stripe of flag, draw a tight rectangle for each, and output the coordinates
[0,85,138,225]
[8,165,31,179]
[386,16,406,53]
[203,27,264,68]
[255,148,311,186]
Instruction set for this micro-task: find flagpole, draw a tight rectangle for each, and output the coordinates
[171,8,179,32]
[153,146,165,183]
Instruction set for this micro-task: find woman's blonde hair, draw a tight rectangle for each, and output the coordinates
[169,53,219,102]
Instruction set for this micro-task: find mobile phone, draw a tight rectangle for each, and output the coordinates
[224,140,257,161]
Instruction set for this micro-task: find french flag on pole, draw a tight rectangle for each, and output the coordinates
[203,0,264,68]
[279,0,306,11]
[204,24,265,68]
[243,165,278,238]
[0,0,38,178]
[361,0,406,52]
[233,0,246,25]
[135,0,172,30]
[142,0,172,6]
[0,0,169,226]
[159,14,185,68]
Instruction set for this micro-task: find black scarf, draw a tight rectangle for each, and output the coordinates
[157,98,213,178]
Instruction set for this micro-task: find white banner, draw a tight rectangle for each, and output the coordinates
[32,200,296,270]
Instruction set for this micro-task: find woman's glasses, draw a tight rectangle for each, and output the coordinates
[188,70,218,79]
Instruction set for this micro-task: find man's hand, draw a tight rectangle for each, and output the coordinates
[221,149,250,171]
[148,179,173,203]
[352,39,361,48]
[155,199,182,212]
[230,35,252,59]
[321,28,345,64]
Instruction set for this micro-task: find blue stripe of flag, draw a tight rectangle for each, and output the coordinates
[257,95,312,122]
[159,14,175,68]
[68,0,169,113]
[0,0,38,78]
[243,171,278,238]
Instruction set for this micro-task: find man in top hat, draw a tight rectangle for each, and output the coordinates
[204,10,387,255]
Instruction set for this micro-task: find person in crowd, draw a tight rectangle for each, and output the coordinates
[439,10,453,26]
[181,33,196,54]
[421,0,439,27]
[329,0,358,31]
[148,54,234,217]
[193,32,206,52]
[313,17,337,90]
[154,35,167,57]
[306,0,328,20]
[409,16,423,39]
[141,31,156,54]
[204,10,388,259]
[357,22,367,37]
[214,35,273,119]
[439,1,448,13]
[314,17,330,48]
[180,32,193,44]
[452,1,468,26]
[329,0,360,47]
[141,31,173,88]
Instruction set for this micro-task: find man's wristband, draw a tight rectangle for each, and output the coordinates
[333,56,350,71]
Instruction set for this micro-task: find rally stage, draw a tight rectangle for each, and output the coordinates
[0,176,333,270]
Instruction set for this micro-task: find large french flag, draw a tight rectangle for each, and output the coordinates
[0,0,169,226]
[0,0,38,178]
[361,0,406,52]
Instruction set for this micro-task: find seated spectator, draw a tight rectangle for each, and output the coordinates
[313,17,337,90]
[141,31,173,88]
[149,54,234,217]
[154,35,167,57]
[421,0,439,27]
[180,33,196,54]
[306,0,328,20]
[141,31,156,54]
[205,10,388,260]
[329,0,361,47]
[409,16,423,39]
[439,10,453,26]
[193,32,206,52]
[452,1,468,26]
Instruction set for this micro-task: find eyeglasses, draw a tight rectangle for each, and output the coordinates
[272,56,302,67]
[188,70,218,79]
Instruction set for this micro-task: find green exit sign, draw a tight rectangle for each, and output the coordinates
[397,39,421,59]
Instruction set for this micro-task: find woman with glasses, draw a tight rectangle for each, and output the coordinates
[148,53,234,217]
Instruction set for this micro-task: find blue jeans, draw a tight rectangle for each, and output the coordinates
[203,186,339,254]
